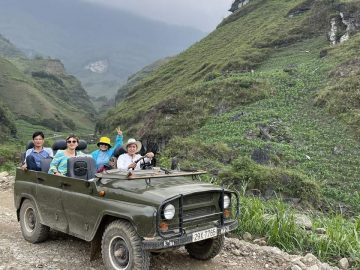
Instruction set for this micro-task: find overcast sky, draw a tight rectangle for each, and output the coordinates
[80,0,234,32]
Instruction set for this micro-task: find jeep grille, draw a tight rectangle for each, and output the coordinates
[157,190,236,238]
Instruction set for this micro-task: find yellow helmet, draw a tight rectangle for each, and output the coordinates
[97,136,111,147]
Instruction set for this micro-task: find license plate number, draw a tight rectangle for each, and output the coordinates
[192,228,217,242]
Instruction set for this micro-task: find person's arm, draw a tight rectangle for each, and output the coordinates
[48,151,63,175]
[110,127,123,153]
[21,149,32,170]
[138,152,154,169]
[143,152,154,163]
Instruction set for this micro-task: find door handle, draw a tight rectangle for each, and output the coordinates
[60,182,71,187]
[37,178,45,182]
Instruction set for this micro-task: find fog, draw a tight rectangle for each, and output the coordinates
[80,0,233,32]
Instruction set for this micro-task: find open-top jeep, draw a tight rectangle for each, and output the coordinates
[14,149,239,270]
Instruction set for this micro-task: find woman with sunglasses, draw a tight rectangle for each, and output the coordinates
[48,134,87,176]
[91,127,123,172]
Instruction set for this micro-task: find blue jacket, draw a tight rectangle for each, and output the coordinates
[91,135,123,169]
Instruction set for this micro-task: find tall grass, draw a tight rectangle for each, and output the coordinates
[237,196,360,267]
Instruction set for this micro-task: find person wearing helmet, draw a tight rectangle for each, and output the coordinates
[91,127,123,171]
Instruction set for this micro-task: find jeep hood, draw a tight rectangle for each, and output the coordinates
[99,176,224,205]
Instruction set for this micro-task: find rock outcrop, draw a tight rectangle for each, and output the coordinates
[0,171,14,190]
[328,5,360,45]
[229,0,250,13]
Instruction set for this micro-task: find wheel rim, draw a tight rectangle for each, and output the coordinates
[109,236,130,270]
[24,207,36,233]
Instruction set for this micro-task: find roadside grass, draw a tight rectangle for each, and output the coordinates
[237,196,360,267]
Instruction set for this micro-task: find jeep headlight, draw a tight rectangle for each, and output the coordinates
[223,195,231,209]
[162,204,175,220]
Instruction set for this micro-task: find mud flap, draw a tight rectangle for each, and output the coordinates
[89,232,101,261]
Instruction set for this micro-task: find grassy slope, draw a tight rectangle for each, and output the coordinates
[0,57,95,133]
[103,0,360,212]
[192,36,360,212]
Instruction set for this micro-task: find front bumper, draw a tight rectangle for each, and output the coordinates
[142,220,238,250]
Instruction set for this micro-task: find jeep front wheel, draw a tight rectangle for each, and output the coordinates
[185,235,225,260]
[101,220,150,270]
[19,199,49,243]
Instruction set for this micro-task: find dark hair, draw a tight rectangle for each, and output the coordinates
[66,134,79,143]
[32,131,45,140]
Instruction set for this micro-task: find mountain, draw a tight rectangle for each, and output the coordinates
[0,35,96,137]
[0,34,24,58]
[100,0,360,213]
[115,57,173,103]
[0,0,206,98]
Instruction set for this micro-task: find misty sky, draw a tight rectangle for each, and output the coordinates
[80,0,234,32]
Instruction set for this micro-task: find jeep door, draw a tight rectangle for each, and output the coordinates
[60,177,95,239]
[35,173,68,232]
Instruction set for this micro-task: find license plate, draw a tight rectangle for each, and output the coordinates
[192,227,217,242]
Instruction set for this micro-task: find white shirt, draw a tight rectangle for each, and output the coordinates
[117,153,151,170]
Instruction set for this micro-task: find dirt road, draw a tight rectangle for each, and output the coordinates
[0,186,337,270]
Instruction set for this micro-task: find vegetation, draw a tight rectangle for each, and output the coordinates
[0,101,17,139]
[238,197,360,267]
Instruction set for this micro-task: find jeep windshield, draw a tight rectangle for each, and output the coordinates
[96,168,207,185]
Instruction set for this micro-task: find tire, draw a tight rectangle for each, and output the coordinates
[19,199,49,243]
[185,235,225,260]
[101,220,150,270]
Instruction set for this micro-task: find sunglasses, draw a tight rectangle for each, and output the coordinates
[67,140,78,144]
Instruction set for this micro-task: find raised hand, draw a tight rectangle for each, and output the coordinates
[116,127,123,136]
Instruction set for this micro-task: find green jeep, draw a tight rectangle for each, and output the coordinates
[14,155,239,270]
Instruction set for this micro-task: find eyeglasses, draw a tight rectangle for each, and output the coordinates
[67,140,78,144]
[99,143,108,146]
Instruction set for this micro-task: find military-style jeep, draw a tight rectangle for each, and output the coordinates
[14,154,239,270]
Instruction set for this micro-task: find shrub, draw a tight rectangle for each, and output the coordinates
[220,157,320,204]
[161,136,234,174]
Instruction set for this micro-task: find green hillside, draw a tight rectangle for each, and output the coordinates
[102,0,360,213]
[0,57,96,132]
[0,34,97,138]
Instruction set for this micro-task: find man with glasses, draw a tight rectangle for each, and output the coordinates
[22,131,53,171]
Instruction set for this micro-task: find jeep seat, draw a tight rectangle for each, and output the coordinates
[40,158,53,172]
[66,156,96,180]
[113,146,126,158]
